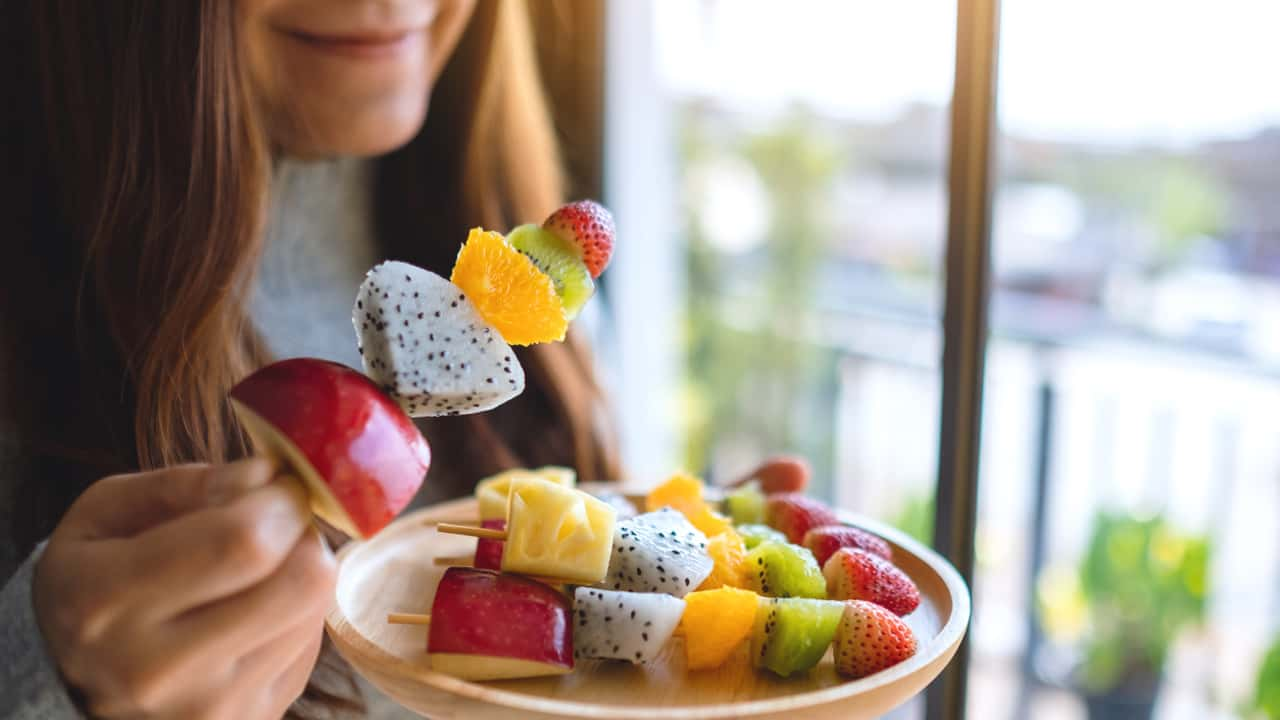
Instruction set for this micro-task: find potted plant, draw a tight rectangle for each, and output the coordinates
[1250,635,1280,718]
[1038,511,1210,720]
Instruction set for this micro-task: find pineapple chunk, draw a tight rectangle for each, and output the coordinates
[475,466,577,520]
[502,478,616,583]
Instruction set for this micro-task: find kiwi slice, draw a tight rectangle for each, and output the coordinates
[508,224,594,320]
[738,524,787,549]
[751,598,844,677]
[725,481,766,525]
[746,541,827,599]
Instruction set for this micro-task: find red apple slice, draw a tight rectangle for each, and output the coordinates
[229,358,430,539]
[474,519,505,571]
[428,568,573,680]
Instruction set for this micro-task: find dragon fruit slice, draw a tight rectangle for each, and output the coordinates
[573,587,685,664]
[588,488,638,520]
[596,509,713,597]
[353,261,525,416]
[631,507,696,534]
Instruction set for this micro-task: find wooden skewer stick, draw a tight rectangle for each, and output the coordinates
[433,554,475,566]
[436,522,507,540]
[429,555,584,586]
[387,612,432,625]
[431,523,584,585]
[430,562,580,586]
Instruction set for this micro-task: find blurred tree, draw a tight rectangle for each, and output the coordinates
[1151,162,1228,261]
[889,490,936,546]
[1253,635,1280,719]
[679,106,843,490]
[1030,152,1228,269]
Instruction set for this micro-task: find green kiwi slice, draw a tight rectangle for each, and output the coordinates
[751,597,844,677]
[508,224,595,320]
[746,541,827,599]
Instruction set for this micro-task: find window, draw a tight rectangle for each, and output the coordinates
[976,2,1280,718]
[602,1,1280,717]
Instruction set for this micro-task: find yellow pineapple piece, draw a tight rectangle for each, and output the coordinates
[699,528,748,590]
[502,477,616,584]
[645,471,707,517]
[475,466,577,520]
[679,587,759,670]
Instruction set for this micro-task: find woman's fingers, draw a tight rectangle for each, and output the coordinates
[89,533,332,716]
[167,622,321,720]
[118,478,313,619]
[728,455,811,494]
[235,616,326,692]
[252,630,325,720]
[168,530,335,664]
[64,459,276,541]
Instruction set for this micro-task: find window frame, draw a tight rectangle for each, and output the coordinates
[926,1,1001,719]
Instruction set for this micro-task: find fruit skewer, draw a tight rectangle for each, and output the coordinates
[403,568,576,681]
[400,465,922,683]
[223,201,616,542]
[435,477,617,585]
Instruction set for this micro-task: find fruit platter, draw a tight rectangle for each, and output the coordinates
[325,471,969,720]
[221,200,968,718]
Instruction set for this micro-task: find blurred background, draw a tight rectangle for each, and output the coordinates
[540,0,1280,718]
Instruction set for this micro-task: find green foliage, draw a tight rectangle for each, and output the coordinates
[1036,153,1228,267]
[1153,163,1228,250]
[889,491,935,546]
[1253,636,1280,719]
[1073,511,1211,692]
[678,106,843,484]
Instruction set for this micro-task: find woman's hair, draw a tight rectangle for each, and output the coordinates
[5,0,618,713]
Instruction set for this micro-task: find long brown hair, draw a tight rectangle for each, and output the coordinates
[5,0,618,712]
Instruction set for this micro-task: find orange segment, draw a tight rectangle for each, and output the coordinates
[699,528,748,590]
[679,587,758,670]
[690,507,733,538]
[450,228,567,345]
[645,471,707,517]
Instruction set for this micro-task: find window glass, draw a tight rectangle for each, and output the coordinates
[977,1,1280,716]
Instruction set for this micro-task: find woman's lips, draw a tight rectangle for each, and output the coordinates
[280,27,425,60]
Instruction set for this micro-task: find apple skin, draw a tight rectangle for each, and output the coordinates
[474,519,505,571]
[229,358,430,538]
[428,568,573,679]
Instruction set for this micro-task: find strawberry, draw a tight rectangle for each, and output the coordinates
[823,548,920,616]
[833,600,917,679]
[729,455,811,495]
[542,200,614,278]
[803,524,892,567]
[764,493,838,544]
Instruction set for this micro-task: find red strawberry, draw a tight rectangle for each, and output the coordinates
[833,600,917,679]
[729,455,811,495]
[803,524,892,567]
[823,548,920,616]
[543,200,615,278]
[764,493,839,544]
[474,519,505,570]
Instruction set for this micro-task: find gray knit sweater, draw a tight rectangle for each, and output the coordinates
[0,158,413,718]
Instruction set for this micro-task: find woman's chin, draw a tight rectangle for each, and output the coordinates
[277,96,429,159]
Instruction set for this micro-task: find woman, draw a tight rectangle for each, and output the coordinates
[2,1,619,717]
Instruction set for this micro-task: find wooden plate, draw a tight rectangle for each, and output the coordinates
[326,488,970,719]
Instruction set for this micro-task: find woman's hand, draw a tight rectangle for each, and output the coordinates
[32,459,334,719]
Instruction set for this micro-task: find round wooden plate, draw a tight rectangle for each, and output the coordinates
[326,488,970,719]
